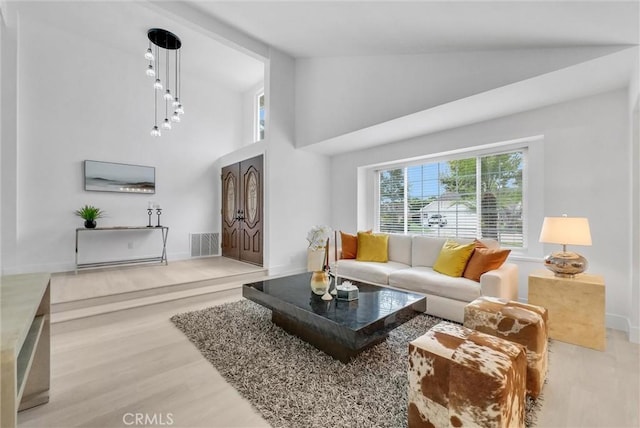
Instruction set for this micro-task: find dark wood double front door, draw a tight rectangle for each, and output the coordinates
[221,155,263,266]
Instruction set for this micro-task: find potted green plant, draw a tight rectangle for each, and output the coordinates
[74,205,105,228]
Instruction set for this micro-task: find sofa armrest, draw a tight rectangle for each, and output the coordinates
[479,262,518,300]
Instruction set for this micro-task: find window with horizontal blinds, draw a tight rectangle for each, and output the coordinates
[376,149,525,247]
[378,168,406,233]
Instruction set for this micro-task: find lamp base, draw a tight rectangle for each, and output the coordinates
[543,251,588,278]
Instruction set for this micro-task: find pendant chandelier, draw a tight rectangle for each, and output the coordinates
[146,28,184,137]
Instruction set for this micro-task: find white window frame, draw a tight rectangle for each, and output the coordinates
[254,89,264,142]
[373,138,534,250]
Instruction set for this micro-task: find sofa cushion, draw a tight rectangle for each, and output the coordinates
[411,236,447,267]
[433,240,476,277]
[388,233,413,266]
[337,259,409,285]
[389,266,481,302]
[356,232,389,262]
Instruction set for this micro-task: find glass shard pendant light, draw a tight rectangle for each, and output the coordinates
[150,87,161,137]
[144,43,154,61]
[162,49,173,101]
[175,48,183,117]
[146,28,182,137]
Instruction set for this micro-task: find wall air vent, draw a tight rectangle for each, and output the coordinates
[190,233,219,257]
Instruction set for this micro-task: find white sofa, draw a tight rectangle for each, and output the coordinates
[335,234,518,323]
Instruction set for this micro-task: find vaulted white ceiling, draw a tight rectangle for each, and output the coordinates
[189,1,639,153]
[185,1,639,154]
[5,1,265,92]
[190,1,639,58]
[8,1,636,90]
[6,1,637,154]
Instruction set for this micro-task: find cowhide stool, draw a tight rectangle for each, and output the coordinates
[463,296,549,398]
[408,322,527,428]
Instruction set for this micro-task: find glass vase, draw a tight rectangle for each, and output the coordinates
[310,271,330,295]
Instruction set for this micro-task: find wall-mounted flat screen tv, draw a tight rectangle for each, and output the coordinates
[84,160,155,194]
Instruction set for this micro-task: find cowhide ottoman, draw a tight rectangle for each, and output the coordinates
[463,296,548,398]
[408,322,527,428]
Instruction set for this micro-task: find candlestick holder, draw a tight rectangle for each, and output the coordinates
[156,208,162,227]
[329,266,338,295]
[147,208,153,227]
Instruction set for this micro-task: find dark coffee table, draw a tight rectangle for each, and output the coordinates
[242,272,426,363]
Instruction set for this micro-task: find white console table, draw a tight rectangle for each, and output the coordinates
[1,273,51,428]
[75,226,169,273]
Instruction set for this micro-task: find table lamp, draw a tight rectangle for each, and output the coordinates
[539,215,592,277]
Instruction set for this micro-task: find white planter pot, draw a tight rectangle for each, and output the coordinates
[307,248,326,272]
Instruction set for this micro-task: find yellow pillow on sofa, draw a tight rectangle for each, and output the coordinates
[356,232,389,262]
[433,240,476,277]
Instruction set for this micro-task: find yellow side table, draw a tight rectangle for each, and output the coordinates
[528,269,605,351]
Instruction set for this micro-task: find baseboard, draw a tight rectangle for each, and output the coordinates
[605,313,630,333]
[629,325,640,343]
[267,265,306,277]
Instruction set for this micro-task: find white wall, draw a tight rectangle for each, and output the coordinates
[629,52,640,342]
[331,89,635,336]
[295,47,624,147]
[0,7,5,276]
[2,8,245,274]
[265,48,331,273]
[1,5,17,274]
[630,98,639,342]
[215,48,332,275]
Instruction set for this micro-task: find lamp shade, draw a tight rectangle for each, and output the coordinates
[539,217,592,246]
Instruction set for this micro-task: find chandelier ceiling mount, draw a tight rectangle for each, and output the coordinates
[148,28,182,50]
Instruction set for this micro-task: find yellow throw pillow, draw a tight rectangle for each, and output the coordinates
[356,232,389,262]
[433,240,476,277]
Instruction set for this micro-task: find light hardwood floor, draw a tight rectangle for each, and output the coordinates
[17,260,640,428]
[52,257,265,304]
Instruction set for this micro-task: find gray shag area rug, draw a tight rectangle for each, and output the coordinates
[171,299,542,428]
